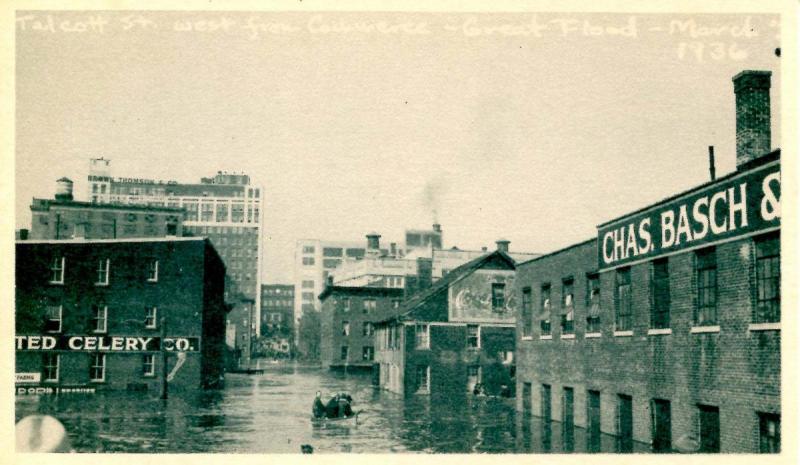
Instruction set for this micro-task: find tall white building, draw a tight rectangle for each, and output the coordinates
[87,158,264,362]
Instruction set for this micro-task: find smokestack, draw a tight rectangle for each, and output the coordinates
[733,70,772,169]
[366,232,381,257]
[481,246,488,252]
[432,223,441,233]
[55,177,74,202]
[708,146,716,181]
[496,239,510,253]
[390,242,397,257]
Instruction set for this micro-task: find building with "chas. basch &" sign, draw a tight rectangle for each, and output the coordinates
[514,70,781,453]
[15,237,228,395]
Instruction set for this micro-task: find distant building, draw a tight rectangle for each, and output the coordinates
[260,284,294,343]
[374,246,518,398]
[86,159,263,365]
[15,237,228,394]
[29,178,185,240]
[319,285,405,370]
[513,70,781,453]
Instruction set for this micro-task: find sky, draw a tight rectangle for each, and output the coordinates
[15,11,781,283]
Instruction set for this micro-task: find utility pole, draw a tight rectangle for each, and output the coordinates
[161,316,168,400]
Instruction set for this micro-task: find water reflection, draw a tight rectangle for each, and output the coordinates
[16,363,651,453]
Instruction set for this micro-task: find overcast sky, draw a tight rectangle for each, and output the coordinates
[15,11,781,283]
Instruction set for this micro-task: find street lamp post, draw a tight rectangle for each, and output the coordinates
[160,316,168,400]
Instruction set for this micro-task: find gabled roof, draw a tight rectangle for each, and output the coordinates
[377,250,516,325]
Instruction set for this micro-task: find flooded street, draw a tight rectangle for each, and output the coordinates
[16,362,643,453]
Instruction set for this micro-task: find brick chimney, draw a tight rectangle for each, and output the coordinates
[366,232,381,257]
[733,70,772,169]
[496,239,510,253]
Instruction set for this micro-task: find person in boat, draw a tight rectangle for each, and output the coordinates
[312,391,326,419]
[338,393,354,418]
[325,394,340,419]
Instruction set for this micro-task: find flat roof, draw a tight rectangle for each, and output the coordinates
[17,236,206,245]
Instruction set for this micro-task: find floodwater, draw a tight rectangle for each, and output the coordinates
[15,362,649,453]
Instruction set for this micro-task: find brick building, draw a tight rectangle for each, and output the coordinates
[29,178,185,240]
[319,286,405,370]
[15,237,228,394]
[514,70,781,453]
[375,246,518,398]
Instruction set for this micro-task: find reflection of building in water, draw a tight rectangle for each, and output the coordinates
[374,243,518,397]
[514,70,781,454]
[87,158,262,365]
[15,237,227,393]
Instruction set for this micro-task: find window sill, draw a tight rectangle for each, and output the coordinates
[613,330,633,337]
[48,281,64,286]
[520,336,533,341]
[561,334,575,339]
[690,325,720,334]
[539,335,552,340]
[648,328,672,336]
[94,283,109,287]
[749,322,781,332]
[584,332,602,339]
[147,279,158,283]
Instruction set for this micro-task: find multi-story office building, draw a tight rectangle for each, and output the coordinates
[87,159,263,364]
[15,237,227,393]
[29,178,185,240]
[514,70,781,453]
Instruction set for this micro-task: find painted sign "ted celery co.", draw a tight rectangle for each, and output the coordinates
[15,335,200,352]
[597,160,780,270]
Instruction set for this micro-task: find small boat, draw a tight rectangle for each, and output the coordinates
[311,410,362,426]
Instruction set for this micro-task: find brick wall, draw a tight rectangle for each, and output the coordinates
[514,236,780,452]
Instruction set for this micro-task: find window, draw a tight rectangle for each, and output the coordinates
[302,292,315,302]
[323,247,343,257]
[758,412,780,453]
[363,299,376,314]
[50,256,65,284]
[415,324,430,349]
[145,306,158,329]
[540,284,552,336]
[231,203,244,223]
[587,390,602,452]
[651,398,672,452]
[362,322,373,337]
[96,259,110,285]
[467,365,481,392]
[362,346,374,361]
[341,346,349,360]
[302,246,316,254]
[755,233,780,323]
[615,268,632,331]
[342,321,350,336]
[42,353,59,382]
[695,247,717,326]
[302,257,315,266]
[302,280,315,289]
[143,354,156,377]
[563,387,575,425]
[416,365,430,393]
[341,298,351,312]
[541,384,552,420]
[586,274,601,333]
[617,394,634,453]
[323,258,341,269]
[521,287,533,338]
[90,353,106,382]
[346,248,364,258]
[467,324,480,348]
[216,203,229,222]
[651,258,670,329]
[561,278,575,335]
[92,305,107,333]
[491,283,506,311]
[698,404,720,453]
[44,305,62,333]
[148,259,159,282]
[166,223,178,235]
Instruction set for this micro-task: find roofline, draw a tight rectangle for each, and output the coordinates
[30,198,185,213]
[516,238,596,266]
[17,236,206,245]
[318,285,405,301]
[597,150,780,229]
